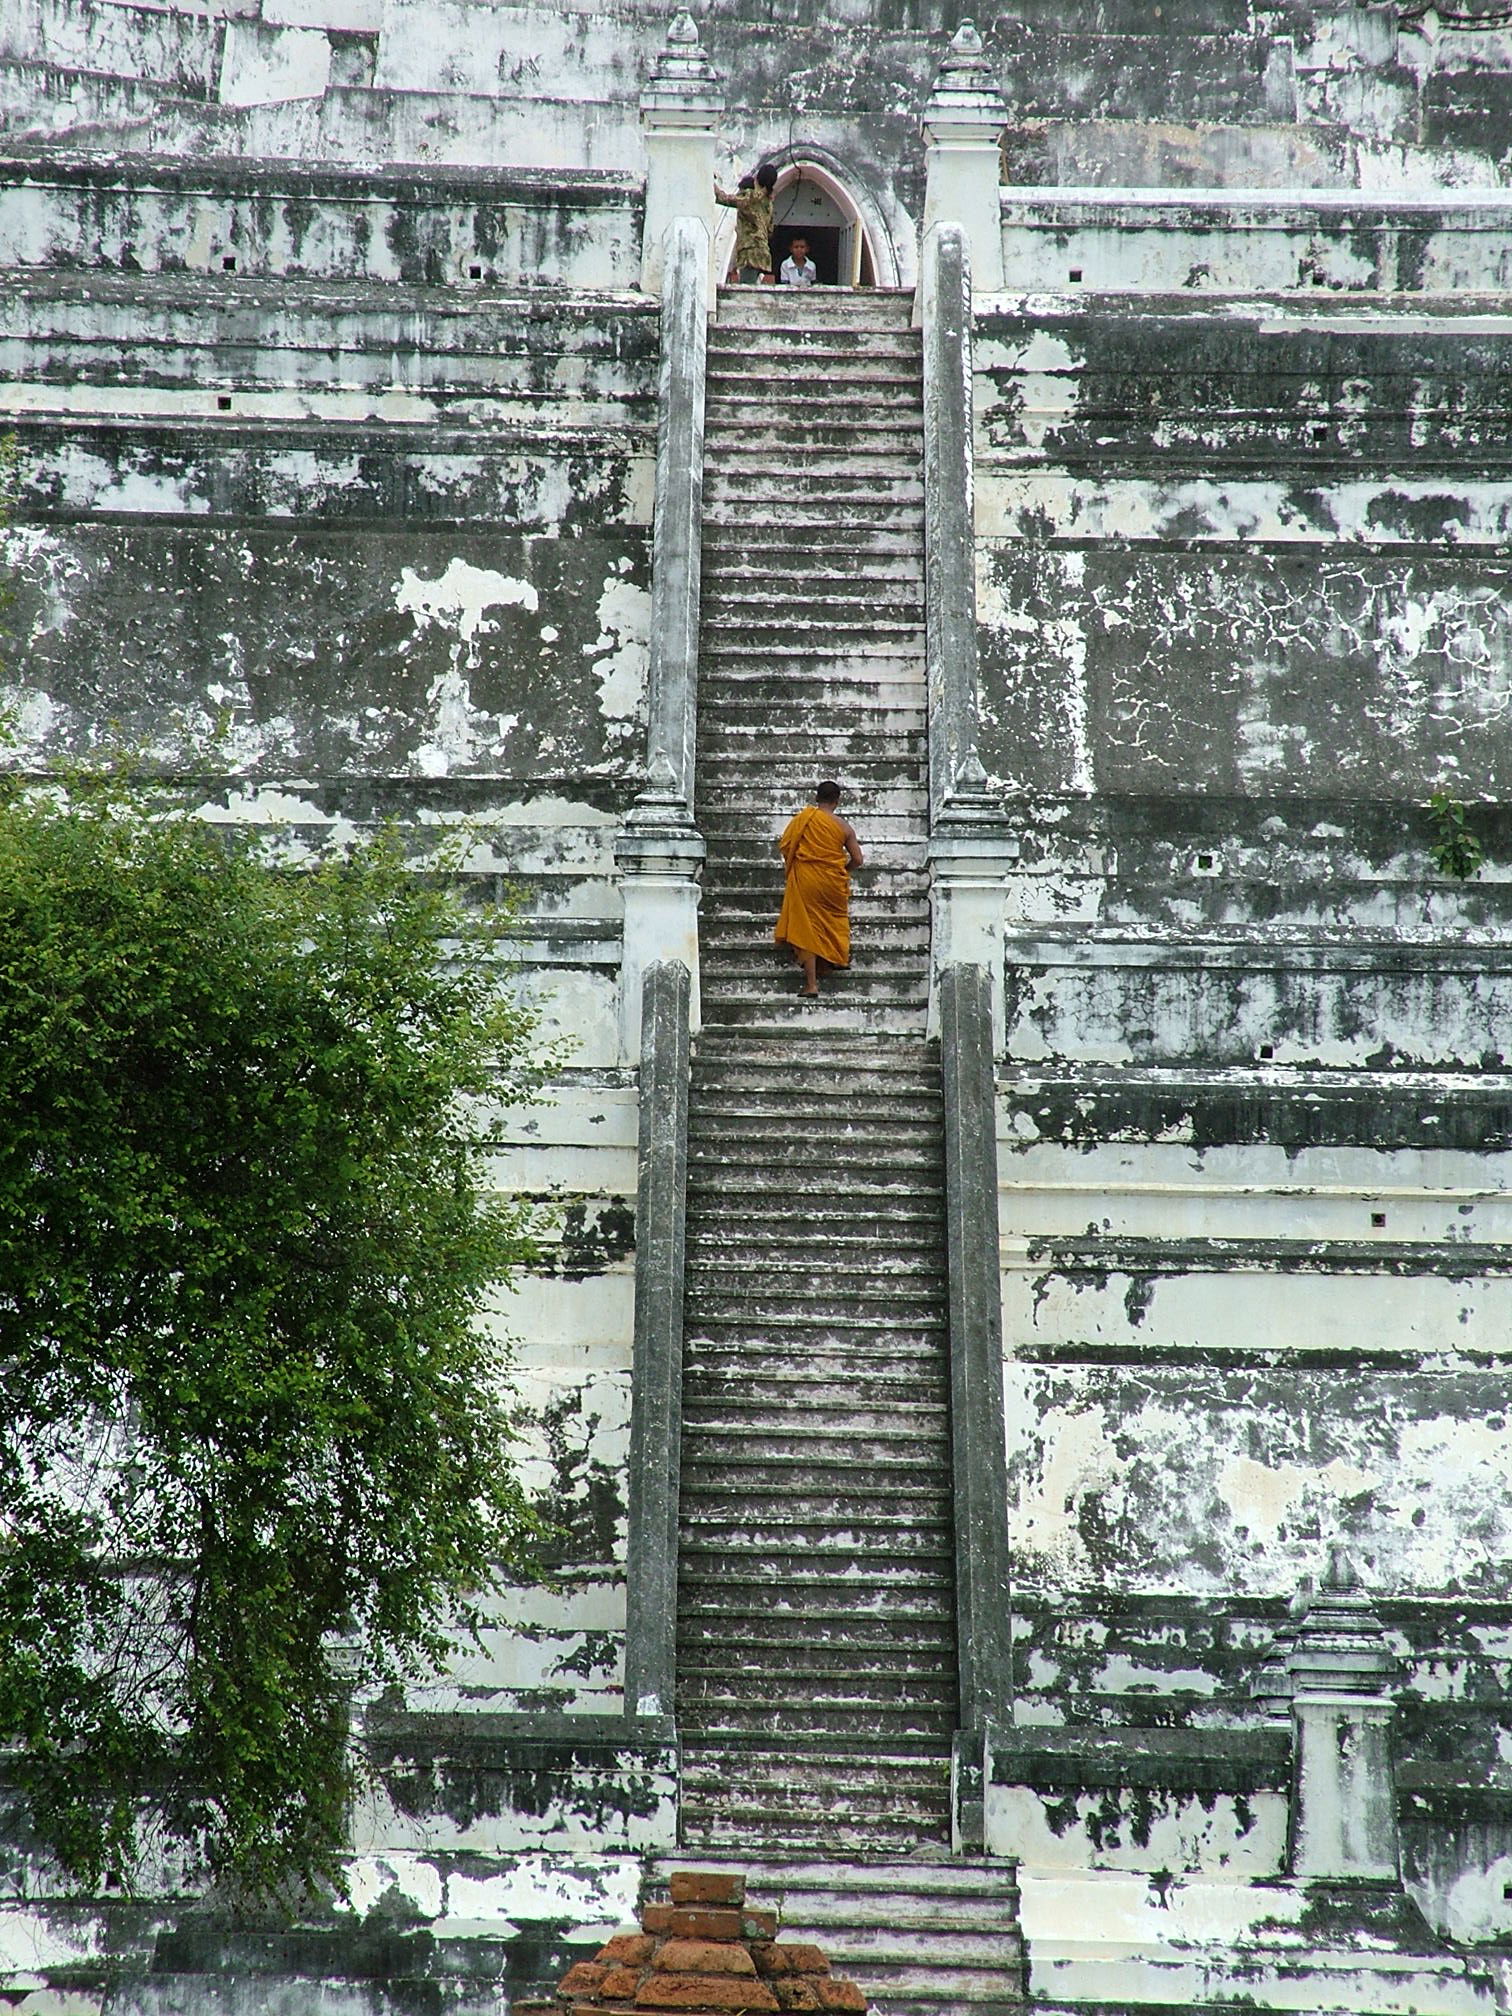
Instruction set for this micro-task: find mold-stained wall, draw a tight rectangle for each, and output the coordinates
[976,286,1512,1922]
[0,166,660,1750]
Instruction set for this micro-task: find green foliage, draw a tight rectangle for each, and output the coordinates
[1427,790,1484,881]
[0,770,554,1899]
[0,433,16,678]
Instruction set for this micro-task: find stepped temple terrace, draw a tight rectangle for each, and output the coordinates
[4,0,1512,2010]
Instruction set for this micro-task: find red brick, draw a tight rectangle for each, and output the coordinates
[642,1905,675,1935]
[600,1936,656,1967]
[635,1975,778,2012]
[600,1969,643,1999]
[559,1963,608,2000]
[661,1907,744,1941]
[755,1946,830,1979]
[813,1983,866,2012]
[742,1912,779,1942]
[669,1873,747,1908]
[653,1941,757,1978]
[771,1985,823,2012]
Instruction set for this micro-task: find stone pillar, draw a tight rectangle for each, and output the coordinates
[615,769,704,1065]
[1287,1551,1401,1883]
[930,761,1017,1051]
[922,20,1007,295]
[639,9,723,297]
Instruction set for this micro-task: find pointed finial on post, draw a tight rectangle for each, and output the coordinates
[1284,1553,1401,1882]
[639,4,724,294]
[921,19,1007,292]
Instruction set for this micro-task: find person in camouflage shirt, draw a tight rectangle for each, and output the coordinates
[715,162,777,283]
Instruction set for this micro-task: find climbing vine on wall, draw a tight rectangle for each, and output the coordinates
[0,774,556,1898]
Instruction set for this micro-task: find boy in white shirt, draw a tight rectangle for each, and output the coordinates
[780,235,818,287]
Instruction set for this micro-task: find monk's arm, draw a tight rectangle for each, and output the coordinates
[841,821,864,868]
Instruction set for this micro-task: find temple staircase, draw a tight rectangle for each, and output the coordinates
[673,285,1023,2009]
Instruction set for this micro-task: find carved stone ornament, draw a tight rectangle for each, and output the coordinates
[641,7,725,122]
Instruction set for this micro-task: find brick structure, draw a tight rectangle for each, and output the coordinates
[551,1873,869,2016]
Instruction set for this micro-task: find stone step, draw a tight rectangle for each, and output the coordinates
[700,1005,929,1034]
[677,1642,956,1685]
[686,1100,939,1135]
[704,423,925,454]
[705,473,925,505]
[683,1323,947,1360]
[678,1748,951,1795]
[683,1219,947,1251]
[687,1082,940,1117]
[677,1812,952,1857]
[676,1414,947,1453]
[703,552,926,581]
[697,718,928,747]
[689,1053,940,1086]
[674,1607,955,1649]
[679,1510,951,1551]
[705,500,925,531]
[705,362,921,391]
[706,329,921,358]
[680,1597,954,1637]
[656,1857,1020,1901]
[681,1392,949,1432]
[706,449,925,480]
[714,287,917,323]
[680,1705,957,1745]
[701,613,925,640]
[680,1324,949,1360]
[679,1588,952,1627]
[693,1028,936,1056]
[680,1679,958,1718]
[703,527,926,557]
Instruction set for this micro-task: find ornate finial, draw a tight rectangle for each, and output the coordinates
[953,751,990,793]
[1284,1552,1398,1699]
[924,16,1006,129]
[643,4,724,118]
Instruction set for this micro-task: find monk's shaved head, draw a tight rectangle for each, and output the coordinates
[816,780,841,805]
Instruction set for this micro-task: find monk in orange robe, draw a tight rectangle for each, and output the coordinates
[774,780,864,997]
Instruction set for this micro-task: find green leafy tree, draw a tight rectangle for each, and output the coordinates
[0,772,552,1898]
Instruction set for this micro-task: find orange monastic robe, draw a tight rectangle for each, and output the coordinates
[774,805,851,968]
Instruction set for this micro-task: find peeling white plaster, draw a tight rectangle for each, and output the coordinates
[584,574,650,729]
[395,559,538,667]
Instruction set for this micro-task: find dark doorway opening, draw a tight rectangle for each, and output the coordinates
[772,222,840,287]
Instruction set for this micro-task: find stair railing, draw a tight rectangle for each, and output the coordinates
[622,957,692,1741]
[920,221,1019,1852]
[615,213,709,1063]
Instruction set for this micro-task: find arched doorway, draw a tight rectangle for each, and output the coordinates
[713,151,899,289]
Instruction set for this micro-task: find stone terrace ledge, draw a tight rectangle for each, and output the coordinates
[998,186,1512,295]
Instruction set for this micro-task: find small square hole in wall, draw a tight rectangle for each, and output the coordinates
[1310,422,1329,443]
[1193,852,1219,876]
[1068,268,1083,284]
[217,395,231,411]
[1258,1044,1275,1061]
[1371,1211,1387,1229]
[222,254,237,272]
[468,262,483,279]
